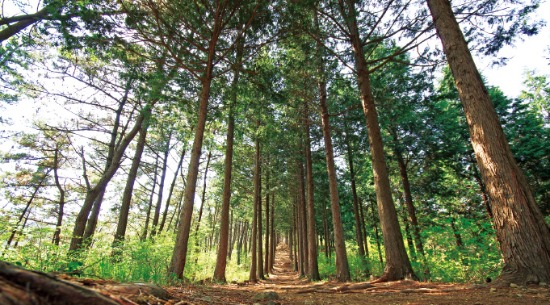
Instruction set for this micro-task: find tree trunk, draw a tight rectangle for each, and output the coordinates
[194,150,212,237]
[296,157,308,276]
[304,101,320,281]
[317,70,351,282]
[81,92,130,248]
[142,156,158,241]
[264,158,270,275]
[150,131,172,238]
[0,261,119,305]
[159,145,186,234]
[5,171,49,249]
[256,128,265,280]
[315,9,350,282]
[249,131,261,283]
[52,145,65,246]
[337,0,415,281]
[112,122,148,254]
[269,191,276,271]
[370,199,384,268]
[427,0,550,285]
[70,108,148,252]
[168,13,222,276]
[359,199,370,259]
[345,134,370,276]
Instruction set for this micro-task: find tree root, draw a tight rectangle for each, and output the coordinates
[0,260,120,305]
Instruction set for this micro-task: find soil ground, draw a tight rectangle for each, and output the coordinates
[160,246,550,305]
[8,245,547,305]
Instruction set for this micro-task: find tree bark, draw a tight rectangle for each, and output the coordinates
[256,128,265,280]
[304,101,320,281]
[296,156,308,276]
[81,91,130,248]
[159,145,186,234]
[70,107,148,252]
[318,70,351,282]
[142,156,159,241]
[150,131,172,238]
[345,134,370,276]
[168,12,221,277]
[427,0,550,285]
[112,122,148,255]
[0,261,119,305]
[213,55,240,280]
[52,145,65,246]
[339,0,416,281]
[264,158,270,275]
[249,129,261,283]
[5,171,49,249]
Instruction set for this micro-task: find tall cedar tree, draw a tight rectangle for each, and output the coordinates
[427,0,550,285]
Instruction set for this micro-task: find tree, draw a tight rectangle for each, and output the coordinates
[427,0,550,285]
[335,0,416,281]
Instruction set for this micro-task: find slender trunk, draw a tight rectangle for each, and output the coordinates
[318,74,350,282]
[194,150,213,262]
[400,198,416,260]
[264,159,270,275]
[314,9,350,281]
[228,212,237,260]
[112,123,148,254]
[82,92,130,247]
[297,157,308,276]
[142,157,158,241]
[150,132,172,238]
[194,150,212,236]
[428,0,550,285]
[256,131,265,280]
[322,205,330,259]
[345,134,369,276]
[449,215,464,249]
[359,199,369,259]
[52,145,65,246]
[370,200,384,267]
[5,172,49,250]
[339,0,416,281]
[159,146,186,234]
[168,19,220,277]
[70,108,148,252]
[13,207,32,248]
[269,191,275,271]
[304,106,320,280]
[304,111,321,281]
[249,132,261,283]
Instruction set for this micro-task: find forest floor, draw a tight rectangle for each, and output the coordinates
[3,245,550,305]
[94,245,549,305]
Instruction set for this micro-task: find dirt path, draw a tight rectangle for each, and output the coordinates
[166,245,550,305]
[3,245,549,304]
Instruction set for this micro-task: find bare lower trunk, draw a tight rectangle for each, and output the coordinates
[427,0,550,285]
[112,123,148,255]
[150,132,172,238]
[304,102,320,281]
[169,72,213,279]
[70,110,147,252]
[159,146,186,234]
[142,157,158,241]
[249,133,261,283]
[340,0,416,281]
[346,134,369,276]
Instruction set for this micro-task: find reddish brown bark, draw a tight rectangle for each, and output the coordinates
[427,0,550,285]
